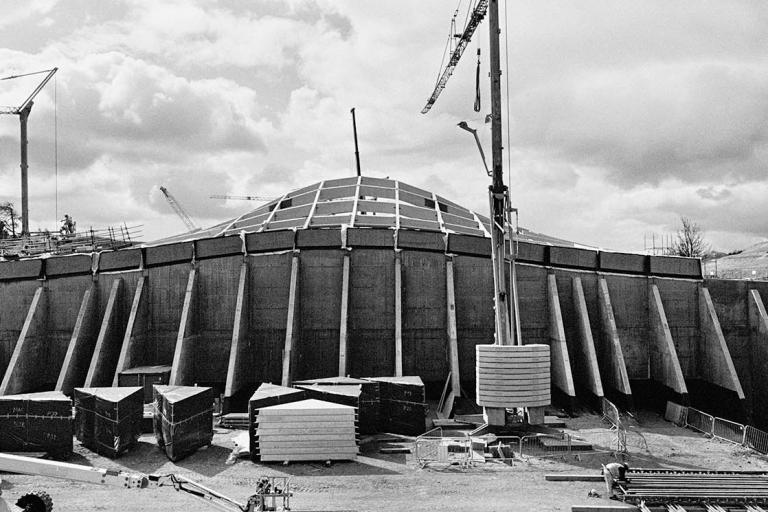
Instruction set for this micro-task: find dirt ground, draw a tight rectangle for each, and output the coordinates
[2,411,767,512]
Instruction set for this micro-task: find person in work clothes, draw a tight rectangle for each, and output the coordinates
[602,462,629,499]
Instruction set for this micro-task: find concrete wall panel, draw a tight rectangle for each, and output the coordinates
[146,263,190,366]
[649,256,702,278]
[516,263,549,346]
[655,279,699,377]
[0,280,43,382]
[549,246,598,270]
[516,242,547,264]
[397,229,445,252]
[599,252,647,274]
[401,251,447,385]
[0,259,42,281]
[245,230,295,253]
[447,234,491,257]
[347,228,394,248]
[604,275,649,379]
[98,249,142,272]
[144,242,193,267]
[296,228,342,249]
[295,250,344,380]
[196,235,243,260]
[45,254,93,277]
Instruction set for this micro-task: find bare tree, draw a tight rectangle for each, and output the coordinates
[0,202,21,238]
[671,216,709,258]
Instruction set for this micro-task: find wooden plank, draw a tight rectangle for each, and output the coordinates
[572,276,604,398]
[597,278,633,400]
[170,268,197,386]
[0,285,46,395]
[394,252,403,377]
[648,283,688,396]
[224,262,249,402]
[281,253,300,387]
[112,276,148,386]
[547,274,577,399]
[699,286,745,398]
[84,279,123,387]
[545,474,604,482]
[445,257,461,396]
[57,282,99,394]
[338,253,350,376]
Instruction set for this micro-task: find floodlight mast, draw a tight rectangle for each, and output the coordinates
[0,67,58,235]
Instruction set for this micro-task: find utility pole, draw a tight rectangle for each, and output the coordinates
[351,108,361,177]
[488,0,515,346]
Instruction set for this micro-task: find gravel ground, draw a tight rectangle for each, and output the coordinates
[2,411,766,512]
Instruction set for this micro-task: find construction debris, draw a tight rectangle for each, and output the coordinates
[73,387,143,458]
[254,399,359,462]
[153,385,214,462]
[0,391,72,458]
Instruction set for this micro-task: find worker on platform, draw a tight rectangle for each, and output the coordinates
[0,220,7,239]
[602,462,629,500]
[60,214,76,235]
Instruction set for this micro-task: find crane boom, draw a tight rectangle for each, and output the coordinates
[421,0,489,114]
[209,194,274,201]
[160,186,199,232]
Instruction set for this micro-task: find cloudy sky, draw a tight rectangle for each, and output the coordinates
[1,0,767,253]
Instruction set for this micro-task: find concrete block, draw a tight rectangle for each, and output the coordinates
[549,246,598,270]
[296,228,343,248]
[195,235,243,260]
[144,242,193,267]
[447,233,491,257]
[649,255,702,278]
[599,251,647,274]
[396,229,445,252]
[346,227,394,248]
[153,385,213,461]
[45,254,93,277]
[245,230,295,253]
[98,249,141,272]
[515,241,547,264]
[0,259,42,281]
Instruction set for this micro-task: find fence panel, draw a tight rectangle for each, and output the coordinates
[712,417,746,445]
[519,433,572,459]
[685,408,714,436]
[414,428,473,468]
[664,401,688,426]
[744,426,768,455]
[601,398,621,429]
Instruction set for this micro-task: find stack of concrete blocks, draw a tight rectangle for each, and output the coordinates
[153,385,213,461]
[254,399,358,462]
[475,344,550,418]
[294,377,381,434]
[248,383,306,462]
[365,376,427,435]
[73,387,143,458]
[0,391,73,459]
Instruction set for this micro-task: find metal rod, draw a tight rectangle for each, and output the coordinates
[19,104,30,235]
[351,107,361,177]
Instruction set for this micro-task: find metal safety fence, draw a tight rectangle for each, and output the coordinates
[672,403,768,457]
[414,428,473,469]
[601,397,627,453]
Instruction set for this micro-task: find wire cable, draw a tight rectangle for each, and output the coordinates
[54,73,58,224]
[503,0,513,196]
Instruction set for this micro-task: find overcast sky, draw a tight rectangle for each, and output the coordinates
[1,0,767,253]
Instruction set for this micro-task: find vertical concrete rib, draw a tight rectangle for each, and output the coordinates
[0,285,46,395]
[445,257,461,413]
[112,276,148,386]
[84,278,123,387]
[546,274,576,405]
[597,277,633,407]
[394,251,403,377]
[225,262,249,404]
[649,283,688,399]
[338,252,350,376]
[170,267,198,385]
[748,289,768,426]
[57,282,99,394]
[699,286,745,399]
[571,276,604,401]
[281,253,300,386]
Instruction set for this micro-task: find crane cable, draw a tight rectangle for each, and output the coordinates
[474,48,481,112]
[54,73,58,225]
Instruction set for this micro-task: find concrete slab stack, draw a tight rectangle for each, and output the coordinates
[118,365,171,403]
[254,399,358,462]
[153,385,213,461]
[365,376,427,435]
[475,344,550,408]
[248,383,306,462]
[294,379,380,434]
[73,386,143,458]
[0,391,72,458]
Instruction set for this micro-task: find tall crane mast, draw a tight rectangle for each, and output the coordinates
[421,0,517,348]
[160,186,199,232]
[0,67,58,235]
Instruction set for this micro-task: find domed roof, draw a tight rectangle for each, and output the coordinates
[155,176,493,244]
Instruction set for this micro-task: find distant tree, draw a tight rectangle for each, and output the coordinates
[0,202,21,238]
[671,216,709,258]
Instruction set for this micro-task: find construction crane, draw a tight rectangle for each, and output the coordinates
[159,186,199,232]
[0,453,292,512]
[0,67,58,235]
[209,194,275,202]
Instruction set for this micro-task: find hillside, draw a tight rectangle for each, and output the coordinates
[704,240,768,280]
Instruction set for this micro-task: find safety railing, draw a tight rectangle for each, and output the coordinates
[712,417,746,445]
[414,427,473,469]
[670,403,768,457]
[519,433,572,459]
[601,397,621,429]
